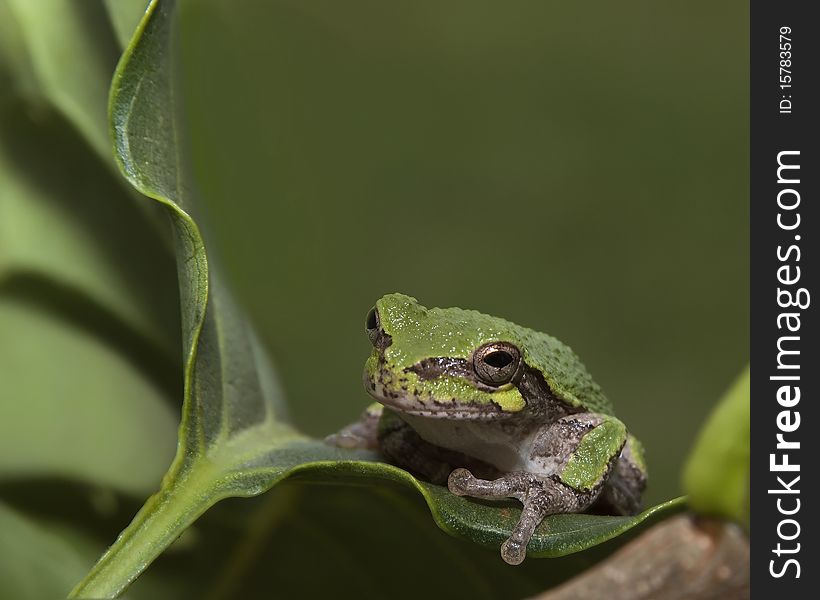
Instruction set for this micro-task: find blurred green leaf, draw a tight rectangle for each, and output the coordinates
[0,105,180,362]
[682,366,750,526]
[0,0,37,99]
[0,502,97,600]
[0,0,180,366]
[0,297,177,494]
[3,0,173,244]
[71,1,684,596]
[0,500,192,600]
[0,21,179,494]
[4,0,117,162]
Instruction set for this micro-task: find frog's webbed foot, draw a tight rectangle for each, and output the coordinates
[449,468,591,565]
[448,469,550,565]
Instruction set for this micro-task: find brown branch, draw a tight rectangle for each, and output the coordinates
[529,514,749,600]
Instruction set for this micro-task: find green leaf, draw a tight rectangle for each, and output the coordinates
[0,297,177,494]
[0,0,180,367]
[71,1,684,596]
[0,500,191,600]
[0,502,98,600]
[0,105,180,364]
[682,366,750,526]
[0,0,38,99]
[2,0,173,241]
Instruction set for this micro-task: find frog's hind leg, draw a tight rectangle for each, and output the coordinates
[447,413,628,565]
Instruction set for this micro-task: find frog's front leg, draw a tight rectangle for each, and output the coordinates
[324,403,383,449]
[447,413,627,565]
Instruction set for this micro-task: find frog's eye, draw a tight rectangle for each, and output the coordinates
[473,342,523,386]
[365,307,381,345]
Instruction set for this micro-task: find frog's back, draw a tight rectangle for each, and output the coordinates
[511,324,614,416]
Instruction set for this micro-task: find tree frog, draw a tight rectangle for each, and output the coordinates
[330,293,647,565]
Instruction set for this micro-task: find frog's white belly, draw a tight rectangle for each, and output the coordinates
[398,413,549,475]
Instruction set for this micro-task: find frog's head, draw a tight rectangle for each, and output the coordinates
[363,293,534,420]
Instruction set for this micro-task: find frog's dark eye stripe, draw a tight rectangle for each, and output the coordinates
[473,342,523,386]
[406,357,472,381]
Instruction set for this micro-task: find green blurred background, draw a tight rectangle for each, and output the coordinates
[181,0,748,507]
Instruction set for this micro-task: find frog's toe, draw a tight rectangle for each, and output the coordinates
[500,538,527,565]
[447,468,474,496]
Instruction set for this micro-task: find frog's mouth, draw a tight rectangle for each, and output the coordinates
[364,355,518,420]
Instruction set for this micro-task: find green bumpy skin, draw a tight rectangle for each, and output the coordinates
[374,293,612,415]
[627,434,648,474]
